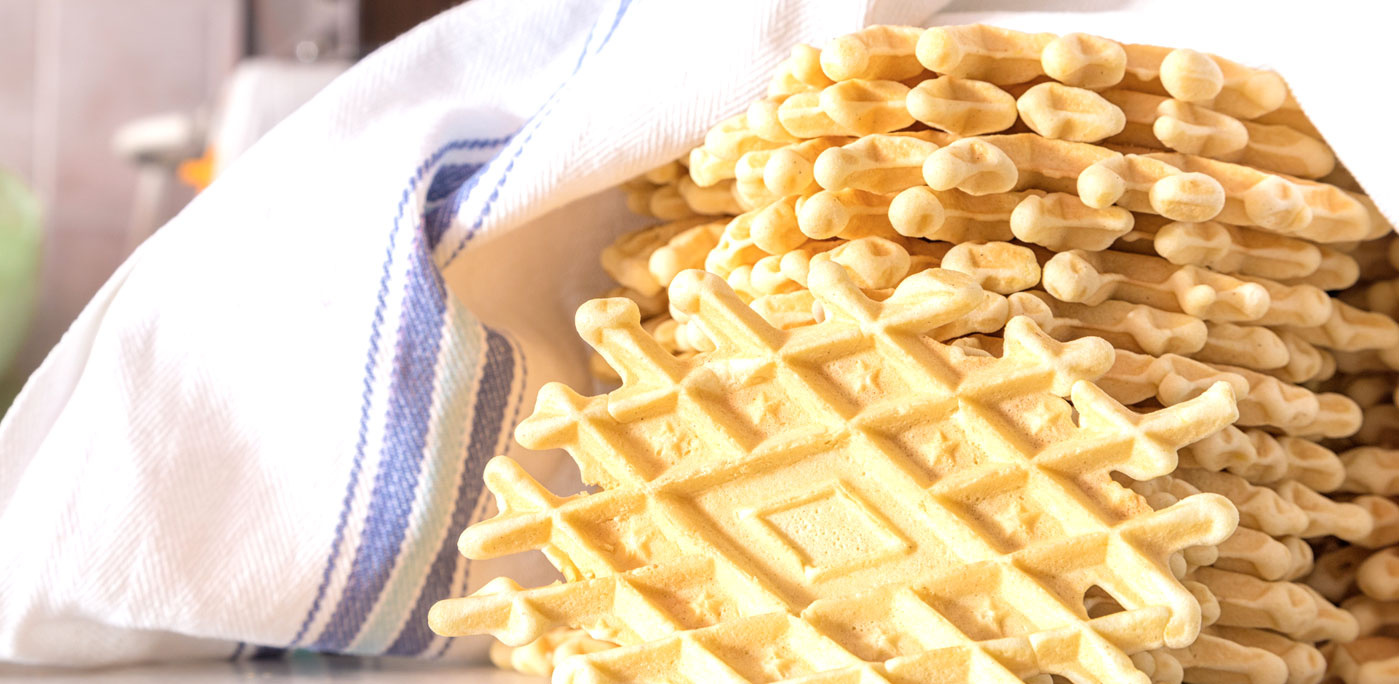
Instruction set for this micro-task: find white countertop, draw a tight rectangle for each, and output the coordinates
[0,656,541,682]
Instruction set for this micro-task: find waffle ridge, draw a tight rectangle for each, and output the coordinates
[430,264,1240,684]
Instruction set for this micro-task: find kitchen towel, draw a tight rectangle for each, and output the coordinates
[0,0,1392,668]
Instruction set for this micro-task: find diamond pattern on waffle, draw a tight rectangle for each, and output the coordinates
[431,264,1240,684]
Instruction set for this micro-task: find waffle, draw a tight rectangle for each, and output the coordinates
[489,627,616,677]
[648,221,726,292]
[602,219,721,297]
[1328,594,1399,684]
[1101,88,1335,179]
[518,21,1399,684]
[1327,637,1399,684]
[736,137,849,210]
[938,241,1040,294]
[1340,447,1399,495]
[820,25,926,82]
[1182,429,1345,492]
[906,77,1018,136]
[1286,247,1360,290]
[768,44,830,97]
[1015,82,1126,143]
[1140,153,1370,241]
[1010,193,1134,251]
[1139,216,1343,281]
[1042,249,1277,323]
[1040,32,1127,89]
[812,133,940,195]
[1096,350,1361,438]
[788,131,1347,242]
[1008,290,1206,357]
[1280,301,1399,353]
[432,265,1241,683]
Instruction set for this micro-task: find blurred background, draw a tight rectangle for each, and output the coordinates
[0,0,464,412]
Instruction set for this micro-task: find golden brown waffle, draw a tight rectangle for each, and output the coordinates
[811,133,944,194]
[1340,447,1399,495]
[906,77,1018,136]
[1179,428,1346,493]
[1010,283,1303,377]
[1285,245,1360,291]
[1327,637,1399,684]
[432,265,1241,684]
[1138,153,1370,242]
[1331,593,1399,684]
[1350,278,1399,321]
[939,241,1040,294]
[601,218,722,297]
[735,137,851,210]
[1008,290,1205,357]
[1345,595,1399,637]
[911,26,1289,124]
[1015,82,1126,142]
[1101,88,1335,179]
[1356,546,1399,601]
[1010,193,1135,251]
[1307,543,1368,606]
[1128,475,1352,684]
[625,161,746,221]
[819,25,926,82]
[1280,301,1399,353]
[1182,626,1325,684]
[784,130,1368,249]
[916,25,1058,85]
[1134,215,1347,282]
[1351,495,1399,550]
[1353,402,1399,450]
[1041,249,1325,325]
[571,22,1399,684]
[768,44,830,96]
[1189,566,1356,643]
[648,221,726,292]
[489,627,616,676]
[1096,350,1361,438]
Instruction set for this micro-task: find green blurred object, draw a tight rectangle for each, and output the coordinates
[0,166,41,412]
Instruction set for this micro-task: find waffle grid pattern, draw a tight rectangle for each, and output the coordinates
[431,264,1240,684]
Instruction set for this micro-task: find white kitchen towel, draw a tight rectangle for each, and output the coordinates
[0,0,944,667]
[1,0,1394,669]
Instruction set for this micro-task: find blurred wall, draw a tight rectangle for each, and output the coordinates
[0,0,241,389]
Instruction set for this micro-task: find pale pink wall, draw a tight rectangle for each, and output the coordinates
[0,0,241,389]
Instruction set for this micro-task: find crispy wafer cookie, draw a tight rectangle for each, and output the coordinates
[432,265,1239,684]
[490,627,616,676]
[574,21,1398,684]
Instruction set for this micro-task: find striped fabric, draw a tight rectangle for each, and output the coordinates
[278,0,640,655]
[0,0,940,668]
[289,139,525,657]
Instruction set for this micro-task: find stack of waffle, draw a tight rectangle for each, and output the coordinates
[437,25,1399,684]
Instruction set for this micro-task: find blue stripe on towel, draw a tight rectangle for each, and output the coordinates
[291,136,509,648]
[439,0,634,267]
[426,163,485,204]
[298,0,635,654]
[384,329,519,656]
[310,224,450,652]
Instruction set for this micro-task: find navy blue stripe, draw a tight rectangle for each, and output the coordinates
[385,329,519,656]
[290,135,509,648]
[297,0,634,653]
[426,162,485,203]
[311,225,451,652]
[440,0,634,267]
[430,329,530,659]
[227,642,246,662]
